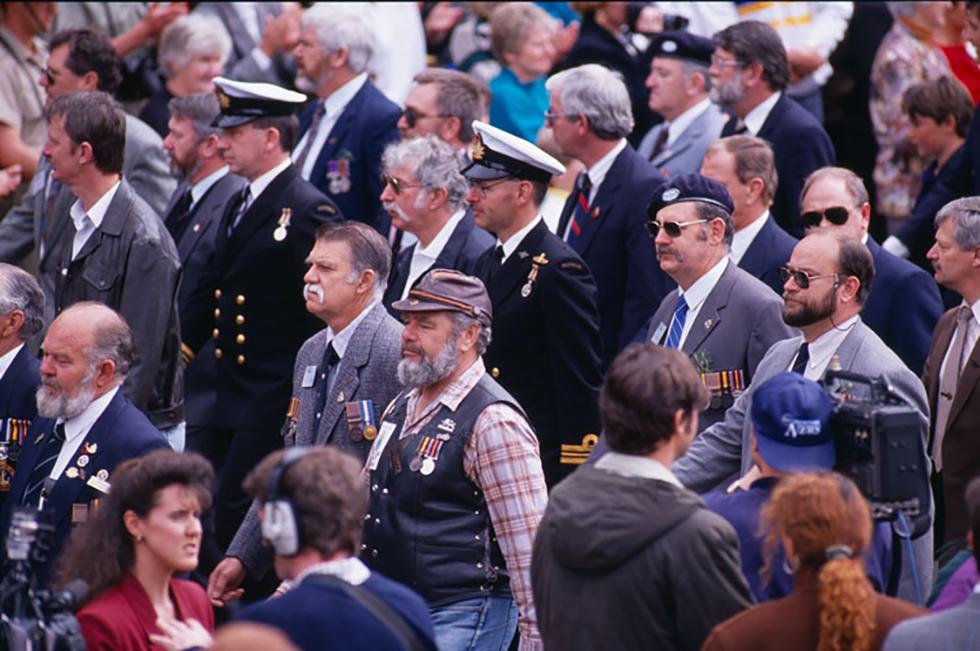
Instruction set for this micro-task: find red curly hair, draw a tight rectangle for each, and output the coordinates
[761,472,876,651]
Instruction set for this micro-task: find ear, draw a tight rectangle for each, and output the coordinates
[328,47,350,69]
[971,245,980,268]
[743,61,765,88]
[837,274,861,304]
[77,141,96,165]
[123,510,142,539]
[687,70,707,97]
[709,217,727,244]
[198,133,221,159]
[355,268,376,294]
[440,116,462,143]
[859,202,872,226]
[264,126,282,154]
[0,310,24,338]
[427,186,449,211]
[81,70,100,92]
[92,358,118,390]
[457,321,480,353]
[746,177,765,205]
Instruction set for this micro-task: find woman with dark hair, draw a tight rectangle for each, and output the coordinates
[55,450,215,651]
[702,472,925,651]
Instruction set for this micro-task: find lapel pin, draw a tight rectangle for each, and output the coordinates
[85,442,97,454]
[591,207,600,219]
[337,392,345,403]
[192,223,201,233]
[96,469,109,482]
[65,467,79,479]
[704,318,713,329]
[35,433,44,445]
[517,251,529,259]
[77,454,89,467]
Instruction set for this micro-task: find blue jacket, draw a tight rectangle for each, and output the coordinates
[737,214,798,296]
[862,239,943,374]
[0,390,168,585]
[298,81,400,236]
[488,67,548,143]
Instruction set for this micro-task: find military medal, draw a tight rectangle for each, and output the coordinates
[420,458,435,475]
[273,208,292,242]
[522,252,549,298]
[65,467,79,479]
[76,454,89,468]
[413,435,444,476]
[327,159,352,194]
[408,455,423,472]
[0,445,7,462]
[346,400,377,443]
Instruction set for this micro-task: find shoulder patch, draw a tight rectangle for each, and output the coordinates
[317,204,337,215]
[559,261,585,271]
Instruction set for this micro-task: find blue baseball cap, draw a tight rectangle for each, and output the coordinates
[751,372,835,472]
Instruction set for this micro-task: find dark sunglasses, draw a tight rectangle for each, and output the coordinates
[801,206,850,229]
[644,218,708,239]
[382,175,423,195]
[400,107,448,128]
[778,266,841,289]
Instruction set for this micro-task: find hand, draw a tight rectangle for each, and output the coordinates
[141,2,189,40]
[148,617,213,651]
[207,557,246,606]
[0,164,23,197]
[424,2,465,45]
[260,8,302,58]
[635,6,664,34]
[725,464,761,494]
[551,21,580,63]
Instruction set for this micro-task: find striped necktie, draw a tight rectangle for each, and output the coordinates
[566,172,592,245]
[664,296,689,349]
[22,423,67,507]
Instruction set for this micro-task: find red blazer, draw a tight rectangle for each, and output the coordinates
[77,574,214,651]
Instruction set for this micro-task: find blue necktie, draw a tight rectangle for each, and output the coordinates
[664,296,689,349]
[566,173,592,246]
[22,423,66,507]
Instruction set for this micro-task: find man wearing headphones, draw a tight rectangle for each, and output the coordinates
[233,446,436,651]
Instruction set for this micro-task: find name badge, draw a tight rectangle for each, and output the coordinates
[86,474,111,495]
[651,322,667,345]
[302,365,317,388]
[366,421,397,472]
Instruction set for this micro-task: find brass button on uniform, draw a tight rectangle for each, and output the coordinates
[212,328,219,339]
[236,334,245,345]
[214,308,220,318]
[491,367,500,378]
[237,354,245,365]
[235,315,245,325]
[215,348,223,359]
[214,289,222,299]
[236,294,245,305]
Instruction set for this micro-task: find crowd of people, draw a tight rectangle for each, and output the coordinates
[1,2,980,650]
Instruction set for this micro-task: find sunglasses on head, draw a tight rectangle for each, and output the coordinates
[644,218,708,239]
[778,266,842,289]
[801,206,850,230]
[400,107,448,128]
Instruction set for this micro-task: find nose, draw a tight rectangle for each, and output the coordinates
[39,354,54,376]
[926,242,939,261]
[189,515,202,537]
[162,134,173,151]
[465,186,480,204]
[303,265,317,284]
[645,71,655,90]
[380,182,395,202]
[654,226,671,247]
[396,113,409,132]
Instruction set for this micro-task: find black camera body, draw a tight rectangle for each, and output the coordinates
[822,370,931,536]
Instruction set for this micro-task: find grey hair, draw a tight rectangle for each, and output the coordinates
[301,6,374,74]
[801,167,870,209]
[935,197,980,250]
[451,312,492,356]
[546,64,634,140]
[0,263,44,340]
[158,13,231,79]
[381,136,469,211]
[680,60,712,92]
[168,92,222,141]
[695,202,734,247]
[64,302,134,381]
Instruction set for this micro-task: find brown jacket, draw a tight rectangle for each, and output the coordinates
[701,573,925,651]
[923,306,980,540]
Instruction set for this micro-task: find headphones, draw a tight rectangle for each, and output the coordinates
[261,447,310,556]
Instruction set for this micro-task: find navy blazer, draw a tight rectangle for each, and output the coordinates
[737,214,798,295]
[0,390,169,585]
[724,94,835,236]
[383,209,494,312]
[862,239,943,374]
[298,81,400,236]
[556,145,673,368]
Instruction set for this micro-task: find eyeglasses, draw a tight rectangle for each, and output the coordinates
[544,111,576,126]
[468,176,514,198]
[400,107,448,128]
[801,206,851,230]
[42,67,58,85]
[382,175,423,195]
[778,267,842,289]
[644,218,708,239]
[710,55,743,69]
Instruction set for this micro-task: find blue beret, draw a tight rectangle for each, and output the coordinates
[650,31,715,67]
[647,173,734,220]
[751,372,835,473]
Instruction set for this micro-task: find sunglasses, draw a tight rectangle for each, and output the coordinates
[382,175,423,195]
[778,267,842,289]
[400,107,448,128]
[801,206,850,230]
[644,218,708,239]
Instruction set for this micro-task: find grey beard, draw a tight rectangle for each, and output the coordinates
[397,336,460,388]
[36,370,98,420]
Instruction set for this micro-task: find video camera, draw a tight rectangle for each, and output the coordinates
[0,507,87,651]
[821,370,931,537]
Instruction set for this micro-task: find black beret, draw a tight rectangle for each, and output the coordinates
[647,173,734,219]
[650,30,715,67]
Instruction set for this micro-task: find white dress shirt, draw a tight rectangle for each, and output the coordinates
[248,157,292,204]
[789,314,859,381]
[402,209,465,300]
[0,344,24,381]
[69,180,121,260]
[742,91,781,136]
[670,256,729,348]
[190,165,231,208]
[729,210,771,264]
[498,216,542,263]
[292,73,369,180]
[51,385,120,480]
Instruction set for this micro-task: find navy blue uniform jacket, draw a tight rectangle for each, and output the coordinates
[556,145,673,368]
[737,214,798,295]
[723,94,835,236]
[298,81,400,236]
[0,390,168,585]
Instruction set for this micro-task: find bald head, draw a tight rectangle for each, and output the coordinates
[54,302,134,373]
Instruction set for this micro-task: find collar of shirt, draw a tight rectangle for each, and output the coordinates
[497,216,542,263]
[667,97,712,146]
[403,358,486,436]
[730,210,770,264]
[249,157,292,201]
[678,255,729,313]
[324,299,380,360]
[70,180,122,232]
[323,73,368,119]
[0,26,46,65]
[0,344,24,381]
[798,314,860,379]
[415,208,465,261]
[743,91,781,136]
[51,385,121,480]
[584,138,628,203]
[190,165,230,206]
[594,451,682,488]
[293,556,370,588]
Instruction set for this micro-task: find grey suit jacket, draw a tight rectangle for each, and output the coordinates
[226,301,403,576]
[647,259,796,430]
[0,115,176,320]
[883,592,980,650]
[637,102,727,179]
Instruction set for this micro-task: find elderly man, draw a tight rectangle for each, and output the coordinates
[0,28,175,315]
[362,269,548,651]
[43,91,182,444]
[533,344,752,651]
[710,21,835,236]
[644,174,794,430]
[208,222,403,604]
[181,77,341,554]
[0,302,169,584]
[701,135,797,295]
[291,7,400,235]
[638,31,727,177]
[398,68,490,152]
[799,166,942,374]
[381,136,493,309]
[923,197,980,544]
[467,120,602,487]
[0,264,44,502]
[674,230,933,602]
[548,64,670,368]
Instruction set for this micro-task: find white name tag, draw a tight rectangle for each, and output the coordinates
[366,421,397,471]
[651,322,667,344]
[301,365,317,388]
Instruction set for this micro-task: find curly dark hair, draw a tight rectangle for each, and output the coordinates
[54,450,213,601]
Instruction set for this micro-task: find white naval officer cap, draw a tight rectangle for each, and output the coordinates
[212,76,308,128]
[462,120,566,183]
